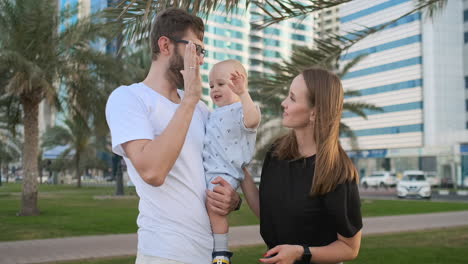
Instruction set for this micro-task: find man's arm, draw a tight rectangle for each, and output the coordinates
[206,177,241,216]
[123,41,202,187]
[122,100,198,186]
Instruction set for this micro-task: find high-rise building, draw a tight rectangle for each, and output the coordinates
[313,6,340,39]
[339,0,467,186]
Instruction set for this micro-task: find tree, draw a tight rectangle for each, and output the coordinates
[0,0,127,215]
[248,38,383,159]
[0,130,21,186]
[105,0,447,45]
[41,114,103,188]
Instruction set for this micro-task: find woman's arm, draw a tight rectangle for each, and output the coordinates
[310,230,362,263]
[260,230,362,264]
[240,167,260,218]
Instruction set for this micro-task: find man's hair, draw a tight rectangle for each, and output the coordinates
[150,8,204,60]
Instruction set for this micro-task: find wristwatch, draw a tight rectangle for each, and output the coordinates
[234,196,242,211]
[301,245,312,263]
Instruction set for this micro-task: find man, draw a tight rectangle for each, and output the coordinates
[106,8,240,264]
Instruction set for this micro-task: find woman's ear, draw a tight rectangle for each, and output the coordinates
[309,108,316,123]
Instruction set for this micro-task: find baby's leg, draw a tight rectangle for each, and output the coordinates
[207,178,234,264]
[208,208,232,263]
[208,205,229,234]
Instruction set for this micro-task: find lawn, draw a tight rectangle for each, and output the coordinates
[1,183,468,241]
[44,226,468,264]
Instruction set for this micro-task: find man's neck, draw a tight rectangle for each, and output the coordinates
[143,61,181,103]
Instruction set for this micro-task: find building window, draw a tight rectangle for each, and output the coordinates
[291,34,306,41]
[264,39,280,47]
[213,52,226,60]
[465,76,468,89]
[263,50,281,58]
[466,99,468,112]
[250,59,262,66]
[465,10,468,22]
[250,36,261,43]
[291,23,306,30]
[264,28,280,35]
[213,39,225,48]
[465,32,468,43]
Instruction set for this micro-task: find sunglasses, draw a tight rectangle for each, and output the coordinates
[167,36,207,57]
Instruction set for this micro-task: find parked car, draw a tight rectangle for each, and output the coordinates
[425,171,440,187]
[361,171,397,189]
[397,170,431,199]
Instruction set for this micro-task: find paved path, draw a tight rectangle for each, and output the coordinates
[1,211,468,264]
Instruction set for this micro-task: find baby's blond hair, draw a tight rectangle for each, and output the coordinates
[211,59,247,78]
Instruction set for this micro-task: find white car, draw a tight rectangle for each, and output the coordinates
[397,171,431,199]
[361,171,397,188]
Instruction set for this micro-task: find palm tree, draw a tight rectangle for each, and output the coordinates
[41,114,100,188]
[105,0,447,46]
[0,0,128,215]
[0,129,21,186]
[248,39,383,159]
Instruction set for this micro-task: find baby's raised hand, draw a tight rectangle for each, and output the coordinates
[228,71,247,95]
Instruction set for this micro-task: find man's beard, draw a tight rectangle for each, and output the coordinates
[166,50,184,89]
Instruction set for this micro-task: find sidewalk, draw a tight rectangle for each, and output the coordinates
[1,211,468,264]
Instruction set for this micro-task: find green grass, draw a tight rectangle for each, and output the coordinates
[0,184,139,241]
[0,183,257,241]
[360,198,468,217]
[1,183,468,241]
[348,225,468,264]
[44,226,468,264]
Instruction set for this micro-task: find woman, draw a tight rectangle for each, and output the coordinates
[241,68,362,264]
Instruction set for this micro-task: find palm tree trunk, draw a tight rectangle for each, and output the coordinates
[0,162,3,187]
[76,153,81,188]
[114,154,124,196]
[6,166,10,184]
[19,99,40,216]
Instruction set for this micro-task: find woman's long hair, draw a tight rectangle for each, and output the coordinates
[273,67,358,196]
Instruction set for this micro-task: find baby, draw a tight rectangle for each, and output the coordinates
[203,59,261,264]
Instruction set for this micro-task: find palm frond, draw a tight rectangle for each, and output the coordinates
[251,0,350,29]
[339,122,358,150]
[42,126,72,149]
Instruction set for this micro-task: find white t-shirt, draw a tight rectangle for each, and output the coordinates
[105,82,212,264]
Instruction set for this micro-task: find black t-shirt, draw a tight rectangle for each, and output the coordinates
[259,149,363,250]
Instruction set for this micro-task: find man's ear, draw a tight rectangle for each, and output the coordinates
[158,36,172,56]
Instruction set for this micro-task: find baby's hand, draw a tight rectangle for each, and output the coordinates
[228,71,247,96]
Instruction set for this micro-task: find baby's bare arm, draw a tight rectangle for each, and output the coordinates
[240,92,260,129]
